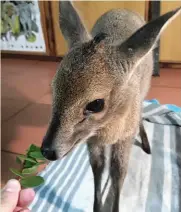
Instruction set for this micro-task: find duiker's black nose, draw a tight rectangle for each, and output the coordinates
[41,147,57,161]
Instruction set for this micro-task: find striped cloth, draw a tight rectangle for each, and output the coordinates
[29,102,181,212]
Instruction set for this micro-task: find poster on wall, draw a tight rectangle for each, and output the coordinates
[0,0,46,52]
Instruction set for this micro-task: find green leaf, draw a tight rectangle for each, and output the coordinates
[20,176,44,188]
[10,168,24,178]
[17,155,37,164]
[29,151,45,160]
[22,165,38,175]
[24,160,35,168]
[16,156,22,164]
[27,144,40,153]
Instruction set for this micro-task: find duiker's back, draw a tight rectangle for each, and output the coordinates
[92,9,153,100]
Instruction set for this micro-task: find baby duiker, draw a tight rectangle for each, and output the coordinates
[41,1,181,212]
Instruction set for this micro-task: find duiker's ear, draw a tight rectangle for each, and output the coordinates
[59,1,90,48]
[117,7,181,70]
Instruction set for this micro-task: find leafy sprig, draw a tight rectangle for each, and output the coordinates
[10,144,47,188]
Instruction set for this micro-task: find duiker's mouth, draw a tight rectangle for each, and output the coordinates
[41,138,81,161]
[58,139,81,158]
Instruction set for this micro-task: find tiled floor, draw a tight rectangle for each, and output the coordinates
[1,58,181,187]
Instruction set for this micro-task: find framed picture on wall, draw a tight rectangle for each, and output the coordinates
[0,0,46,53]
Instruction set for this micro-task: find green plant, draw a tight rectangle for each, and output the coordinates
[10,144,47,188]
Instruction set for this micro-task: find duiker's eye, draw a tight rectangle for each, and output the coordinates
[85,99,104,114]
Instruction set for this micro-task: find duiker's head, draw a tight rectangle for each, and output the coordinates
[41,1,181,161]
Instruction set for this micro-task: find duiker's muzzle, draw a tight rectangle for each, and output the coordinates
[41,144,57,161]
[41,113,60,161]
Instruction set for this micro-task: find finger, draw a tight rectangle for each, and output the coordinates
[18,188,35,208]
[18,208,30,212]
[13,206,22,212]
[1,179,21,212]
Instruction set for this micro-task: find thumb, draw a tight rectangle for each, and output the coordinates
[1,179,21,212]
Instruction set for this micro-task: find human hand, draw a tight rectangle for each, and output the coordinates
[1,179,35,212]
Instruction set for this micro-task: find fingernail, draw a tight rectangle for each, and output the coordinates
[5,179,20,192]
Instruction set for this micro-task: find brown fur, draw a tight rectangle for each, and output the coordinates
[41,2,181,211]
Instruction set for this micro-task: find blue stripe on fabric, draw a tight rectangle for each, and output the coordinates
[144,99,181,112]
[47,145,87,207]
[34,145,83,209]
[33,160,60,193]
[166,105,181,113]
[145,99,160,104]
[171,126,181,212]
[145,123,165,211]
[52,147,89,209]
[30,161,62,210]
[62,159,89,212]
